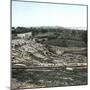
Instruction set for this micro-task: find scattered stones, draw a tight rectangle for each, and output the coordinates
[12,38,87,68]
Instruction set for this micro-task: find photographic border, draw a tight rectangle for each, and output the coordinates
[11,0,88,89]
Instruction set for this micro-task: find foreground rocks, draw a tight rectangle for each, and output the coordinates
[12,38,87,89]
[12,39,87,67]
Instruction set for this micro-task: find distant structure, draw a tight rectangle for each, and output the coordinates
[17,32,32,39]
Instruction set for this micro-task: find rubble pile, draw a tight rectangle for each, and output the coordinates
[12,38,87,89]
[12,38,87,68]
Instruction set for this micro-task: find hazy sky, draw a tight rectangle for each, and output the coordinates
[12,1,87,30]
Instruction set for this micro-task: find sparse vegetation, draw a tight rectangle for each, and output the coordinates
[12,26,87,89]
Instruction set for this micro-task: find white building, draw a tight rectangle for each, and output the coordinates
[17,32,32,39]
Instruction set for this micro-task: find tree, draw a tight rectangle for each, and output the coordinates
[82,31,87,44]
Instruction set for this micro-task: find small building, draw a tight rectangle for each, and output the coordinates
[17,32,32,39]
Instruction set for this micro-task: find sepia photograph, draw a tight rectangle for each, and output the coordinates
[11,0,88,89]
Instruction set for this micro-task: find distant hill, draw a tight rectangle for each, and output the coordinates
[12,26,87,47]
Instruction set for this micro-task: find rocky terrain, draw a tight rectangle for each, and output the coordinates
[11,38,87,89]
[11,27,87,89]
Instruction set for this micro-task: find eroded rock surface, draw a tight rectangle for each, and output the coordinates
[12,38,87,89]
[12,39,87,67]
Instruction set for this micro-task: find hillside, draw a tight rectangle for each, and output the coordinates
[12,27,87,89]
